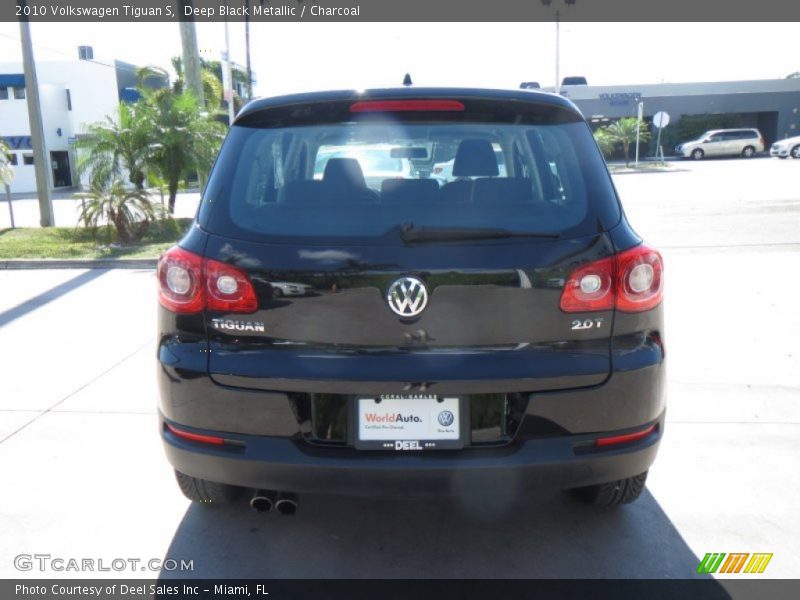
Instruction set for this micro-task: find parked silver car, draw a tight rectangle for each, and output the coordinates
[769,135,800,159]
[675,128,764,160]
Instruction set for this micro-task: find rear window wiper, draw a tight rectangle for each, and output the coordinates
[399,224,560,243]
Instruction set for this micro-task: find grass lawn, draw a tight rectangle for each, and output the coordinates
[0,218,192,260]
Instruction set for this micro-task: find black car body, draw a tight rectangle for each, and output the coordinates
[157,87,665,509]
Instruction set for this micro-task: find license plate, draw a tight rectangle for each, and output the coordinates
[355,395,464,450]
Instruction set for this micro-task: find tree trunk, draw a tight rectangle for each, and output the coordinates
[133,171,145,190]
[113,212,131,244]
[624,143,630,167]
[168,179,179,214]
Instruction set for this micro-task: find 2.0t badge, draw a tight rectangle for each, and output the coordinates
[386,276,429,318]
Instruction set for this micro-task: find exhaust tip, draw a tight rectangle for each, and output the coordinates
[249,490,275,513]
[275,492,298,516]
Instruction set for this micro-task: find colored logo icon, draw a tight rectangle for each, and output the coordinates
[697,553,772,574]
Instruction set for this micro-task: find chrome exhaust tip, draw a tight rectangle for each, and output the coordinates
[249,489,276,513]
[274,492,298,515]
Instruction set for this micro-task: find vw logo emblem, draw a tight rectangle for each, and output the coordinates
[437,410,455,427]
[386,276,429,318]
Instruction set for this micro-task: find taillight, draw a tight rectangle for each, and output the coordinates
[560,243,663,313]
[157,246,258,314]
[157,247,204,313]
[205,258,258,313]
[559,256,615,312]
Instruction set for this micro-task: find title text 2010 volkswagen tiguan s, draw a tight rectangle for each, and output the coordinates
[157,88,665,511]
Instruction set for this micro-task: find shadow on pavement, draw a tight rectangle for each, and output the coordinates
[160,487,716,579]
[0,269,107,327]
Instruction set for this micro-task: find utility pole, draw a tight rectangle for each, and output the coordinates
[541,0,575,96]
[555,10,560,95]
[18,5,54,227]
[4,185,13,229]
[223,17,235,125]
[179,1,204,107]
[245,0,253,100]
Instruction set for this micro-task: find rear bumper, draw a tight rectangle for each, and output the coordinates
[157,315,666,496]
[161,411,664,496]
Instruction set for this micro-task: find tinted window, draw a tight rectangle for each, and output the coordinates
[202,111,620,243]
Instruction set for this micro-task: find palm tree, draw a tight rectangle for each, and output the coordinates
[601,117,652,166]
[76,180,163,244]
[593,128,615,159]
[144,58,225,113]
[140,89,226,213]
[74,102,152,189]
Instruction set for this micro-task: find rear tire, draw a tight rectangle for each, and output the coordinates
[691,148,704,160]
[174,470,243,505]
[791,145,800,159]
[570,471,648,508]
[742,145,756,158]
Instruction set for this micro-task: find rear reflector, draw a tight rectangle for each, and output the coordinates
[166,423,225,446]
[350,100,465,113]
[596,424,656,447]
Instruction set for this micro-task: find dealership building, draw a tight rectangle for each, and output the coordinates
[1,47,249,195]
[546,77,800,147]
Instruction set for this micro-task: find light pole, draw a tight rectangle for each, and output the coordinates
[540,0,575,95]
[18,1,54,226]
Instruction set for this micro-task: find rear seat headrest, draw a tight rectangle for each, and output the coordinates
[452,139,499,177]
[323,158,367,189]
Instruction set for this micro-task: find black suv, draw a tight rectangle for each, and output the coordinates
[157,88,665,511]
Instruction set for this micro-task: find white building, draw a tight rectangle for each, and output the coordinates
[1,50,127,194]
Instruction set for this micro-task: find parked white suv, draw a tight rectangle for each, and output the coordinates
[675,128,764,160]
[769,135,800,159]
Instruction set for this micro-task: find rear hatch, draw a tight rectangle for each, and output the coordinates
[197,90,622,395]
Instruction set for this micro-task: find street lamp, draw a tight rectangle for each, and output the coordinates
[540,0,576,95]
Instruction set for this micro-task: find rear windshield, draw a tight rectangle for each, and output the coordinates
[201,104,620,243]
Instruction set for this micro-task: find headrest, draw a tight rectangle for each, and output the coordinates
[452,139,499,177]
[323,158,367,189]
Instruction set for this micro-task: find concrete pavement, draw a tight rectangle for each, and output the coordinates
[0,157,798,581]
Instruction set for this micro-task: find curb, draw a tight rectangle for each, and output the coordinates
[0,258,157,270]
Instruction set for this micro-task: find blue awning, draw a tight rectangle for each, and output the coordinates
[0,73,25,87]
[120,87,141,104]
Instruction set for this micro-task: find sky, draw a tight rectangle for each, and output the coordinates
[0,22,798,96]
